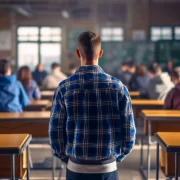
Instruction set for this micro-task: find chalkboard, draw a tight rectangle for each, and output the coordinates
[67,29,88,60]
[99,41,155,74]
[155,40,180,66]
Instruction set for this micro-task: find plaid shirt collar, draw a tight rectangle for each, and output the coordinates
[75,65,104,74]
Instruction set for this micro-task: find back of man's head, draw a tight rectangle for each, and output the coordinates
[51,63,60,70]
[0,59,11,76]
[78,31,101,61]
[148,62,161,75]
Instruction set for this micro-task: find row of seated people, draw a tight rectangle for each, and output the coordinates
[0,59,67,112]
[0,58,180,112]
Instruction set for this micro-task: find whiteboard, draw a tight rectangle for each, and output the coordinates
[0,30,11,50]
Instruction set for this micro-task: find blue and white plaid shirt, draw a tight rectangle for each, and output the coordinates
[49,65,136,163]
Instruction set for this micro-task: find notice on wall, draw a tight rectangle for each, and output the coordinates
[0,30,11,50]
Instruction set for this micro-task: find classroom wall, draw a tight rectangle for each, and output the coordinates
[0,1,180,72]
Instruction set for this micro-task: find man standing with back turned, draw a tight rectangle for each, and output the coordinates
[49,32,136,180]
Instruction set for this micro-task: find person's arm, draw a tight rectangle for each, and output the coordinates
[164,89,174,109]
[49,88,68,164]
[32,81,41,100]
[117,86,136,162]
[18,82,30,107]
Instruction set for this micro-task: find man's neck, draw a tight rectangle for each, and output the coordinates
[81,60,98,66]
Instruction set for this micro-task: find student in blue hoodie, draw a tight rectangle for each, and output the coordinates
[0,59,30,112]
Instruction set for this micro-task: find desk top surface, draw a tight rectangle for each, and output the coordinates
[29,100,51,106]
[141,109,180,118]
[155,132,180,152]
[129,91,140,96]
[41,91,54,96]
[0,134,30,149]
[0,111,50,120]
[132,100,164,105]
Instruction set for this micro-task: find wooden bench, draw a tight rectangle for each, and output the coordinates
[24,100,51,111]
[0,112,50,137]
[0,134,32,180]
[41,91,54,100]
[132,100,164,118]
[155,132,180,180]
[129,91,140,99]
[139,110,180,179]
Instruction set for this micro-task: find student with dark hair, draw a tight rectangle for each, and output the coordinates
[146,62,174,100]
[129,64,150,94]
[49,31,136,180]
[66,63,78,77]
[0,59,30,112]
[32,64,47,86]
[18,66,41,100]
[42,62,67,89]
[164,59,175,76]
[164,68,180,109]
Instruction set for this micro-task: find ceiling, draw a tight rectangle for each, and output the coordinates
[0,0,179,20]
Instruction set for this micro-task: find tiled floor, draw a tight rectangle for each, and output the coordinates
[28,143,166,180]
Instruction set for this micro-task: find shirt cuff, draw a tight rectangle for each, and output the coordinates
[116,155,126,162]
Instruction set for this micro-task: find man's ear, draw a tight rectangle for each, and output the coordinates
[98,49,103,59]
[76,49,81,58]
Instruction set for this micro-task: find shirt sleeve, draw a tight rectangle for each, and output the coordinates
[32,81,41,100]
[49,88,68,163]
[117,86,136,162]
[18,82,30,107]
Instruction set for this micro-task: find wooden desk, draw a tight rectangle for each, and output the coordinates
[155,132,180,180]
[0,134,32,180]
[139,110,180,179]
[41,91,54,100]
[132,100,164,118]
[24,100,51,111]
[129,91,140,99]
[0,112,50,137]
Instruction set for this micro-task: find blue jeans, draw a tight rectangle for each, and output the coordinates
[66,169,119,180]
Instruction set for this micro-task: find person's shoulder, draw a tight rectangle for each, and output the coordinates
[30,80,38,87]
[106,73,125,89]
[16,80,24,88]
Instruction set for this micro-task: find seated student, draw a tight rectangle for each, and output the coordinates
[146,62,174,100]
[129,64,150,94]
[18,66,41,100]
[32,64,47,86]
[0,59,30,112]
[42,63,67,89]
[163,59,175,76]
[114,61,135,88]
[164,69,180,109]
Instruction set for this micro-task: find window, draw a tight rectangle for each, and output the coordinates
[17,26,62,72]
[150,27,172,41]
[174,27,180,40]
[101,27,124,41]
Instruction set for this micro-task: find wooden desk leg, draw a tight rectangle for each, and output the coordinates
[52,151,56,180]
[175,153,179,180]
[147,120,151,179]
[11,154,15,180]
[156,143,159,180]
[27,146,30,180]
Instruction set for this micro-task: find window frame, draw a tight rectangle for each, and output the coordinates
[100,27,124,42]
[150,26,173,41]
[16,25,62,70]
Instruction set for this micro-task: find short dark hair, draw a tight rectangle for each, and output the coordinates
[171,68,180,80]
[51,63,60,70]
[148,62,161,74]
[78,31,101,61]
[0,59,10,75]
